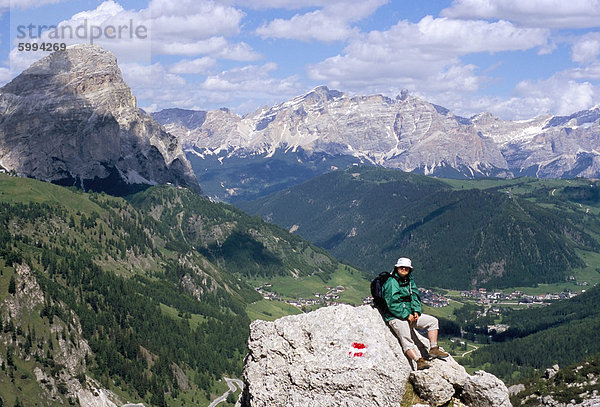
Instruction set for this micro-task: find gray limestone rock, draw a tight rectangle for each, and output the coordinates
[243,304,511,407]
[243,304,410,407]
[410,367,456,406]
[0,44,200,194]
[462,370,512,407]
[508,383,526,396]
[545,364,560,379]
[159,87,509,179]
[410,358,471,406]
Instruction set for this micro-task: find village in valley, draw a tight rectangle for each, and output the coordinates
[255,283,348,308]
[459,286,583,305]
[254,281,586,314]
[255,282,454,309]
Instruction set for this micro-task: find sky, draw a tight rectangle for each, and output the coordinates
[1,0,600,120]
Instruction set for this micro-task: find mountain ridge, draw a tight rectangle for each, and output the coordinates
[153,86,600,201]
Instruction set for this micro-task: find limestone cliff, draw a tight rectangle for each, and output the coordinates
[1,264,120,406]
[243,304,511,407]
[0,45,200,194]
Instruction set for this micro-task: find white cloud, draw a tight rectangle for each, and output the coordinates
[201,62,299,94]
[256,10,356,42]
[120,62,196,108]
[7,46,45,74]
[439,74,597,120]
[570,62,600,80]
[8,1,153,65]
[308,16,549,92]
[148,0,243,40]
[304,13,600,121]
[120,61,302,114]
[441,0,600,29]
[511,77,595,117]
[140,0,261,59]
[572,33,600,65]
[121,62,186,89]
[152,37,260,60]
[7,0,260,69]
[69,0,124,21]
[0,66,12,85]
[255,0,388,42]
[169,57,216,74]
[227,0,386,15]
[214,41,261,61]
[222,0,324,8]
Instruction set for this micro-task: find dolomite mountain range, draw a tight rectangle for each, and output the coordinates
[0,44,200,194]
[1,44,598,199]
[153,86,600,183]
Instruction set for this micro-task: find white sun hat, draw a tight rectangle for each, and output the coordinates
[394,257,412,269]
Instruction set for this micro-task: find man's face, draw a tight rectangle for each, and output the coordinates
[397,266,411,277]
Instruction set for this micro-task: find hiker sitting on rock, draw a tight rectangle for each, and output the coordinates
[383,257,449,370]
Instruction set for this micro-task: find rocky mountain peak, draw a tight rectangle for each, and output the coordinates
[0,45,200,194]
[398,88,410,100]
[243,304,511,406]
[150,108,208,130]
[302,85,345,102]
[3,44,135,112]
[471,111,498,124]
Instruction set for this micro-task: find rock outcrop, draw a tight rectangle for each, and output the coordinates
[243,304,511,407]
[512,361,600,407]
[0,44,200,195]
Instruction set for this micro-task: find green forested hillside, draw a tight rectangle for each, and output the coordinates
[128,185,338,279]
[0,174,342,406]
[238,166,600,289]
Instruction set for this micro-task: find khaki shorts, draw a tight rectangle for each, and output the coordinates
[388,314,438,353]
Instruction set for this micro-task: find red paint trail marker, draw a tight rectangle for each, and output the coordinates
[349,342,368,357]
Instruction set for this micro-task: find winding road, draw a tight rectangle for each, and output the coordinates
[208,378,244,407]
[455,343,479,357]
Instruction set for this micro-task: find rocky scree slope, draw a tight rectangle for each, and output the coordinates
[0,44,200,195]
[243,304,511,407]
[510,359,600,406]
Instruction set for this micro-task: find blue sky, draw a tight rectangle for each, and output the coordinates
[1,0,600,120]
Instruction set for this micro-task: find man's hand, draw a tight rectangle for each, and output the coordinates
[408,313,419,323]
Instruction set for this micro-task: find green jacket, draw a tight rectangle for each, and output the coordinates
[382,272,422,322]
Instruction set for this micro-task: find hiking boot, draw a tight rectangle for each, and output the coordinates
[415,358,431,370]
[428,346,449,359]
